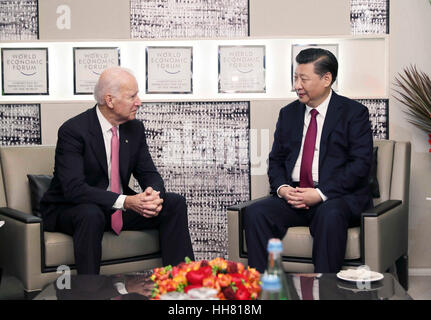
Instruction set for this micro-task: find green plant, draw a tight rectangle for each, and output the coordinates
[393,65,431,152]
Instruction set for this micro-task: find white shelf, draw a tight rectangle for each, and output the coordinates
[0,37,389,103]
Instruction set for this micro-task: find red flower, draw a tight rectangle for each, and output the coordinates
[235,285,251,300]
[200,266,213,277]
[222,286,236,300]
[200,260,209,267]
[230,273,246,287]
[186,269,206,285]
[227,261,238,274]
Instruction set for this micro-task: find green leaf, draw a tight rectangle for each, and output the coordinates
[393,65,431,134]
[176,283,186,293]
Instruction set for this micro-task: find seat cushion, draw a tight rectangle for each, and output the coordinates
[281,227,361,260]
[243,226,361,260]
[44,230,160,267]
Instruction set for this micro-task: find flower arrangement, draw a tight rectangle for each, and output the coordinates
[393,65,431,152]
[150,257,261,300]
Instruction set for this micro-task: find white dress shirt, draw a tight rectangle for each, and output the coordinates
[277,90,333,202]
[96,106,127,210]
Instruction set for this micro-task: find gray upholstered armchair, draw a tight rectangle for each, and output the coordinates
[0,145,163,297]
[228,140,411,290]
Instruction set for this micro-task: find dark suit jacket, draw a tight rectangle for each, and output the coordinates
[268,91,373,216]
[40,106,165,231]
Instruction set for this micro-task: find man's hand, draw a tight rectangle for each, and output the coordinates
[124,186,163,218]
[278,186,306,209]
[279,186,322,209]
[294,188,322,209]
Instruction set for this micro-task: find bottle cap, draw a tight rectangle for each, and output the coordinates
[261,274,281,291]
[267,238,283,253]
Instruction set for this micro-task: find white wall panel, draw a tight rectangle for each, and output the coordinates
[0,36,389,103]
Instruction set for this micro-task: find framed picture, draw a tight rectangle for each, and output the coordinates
[356,98,388,139]
[218,45,266,93]
[130,0,248,39]
[1,48,49,95]
[146,46,193,94]
[73,47,120,95]
[350,0,389,35]
[291,44,339,91]
[0,103,41,145]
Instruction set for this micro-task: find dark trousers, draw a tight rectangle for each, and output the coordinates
[243,195,359,274]
[55,193,195,274]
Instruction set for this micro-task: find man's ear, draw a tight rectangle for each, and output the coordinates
[323,72,333,88]
[105,94,114,109]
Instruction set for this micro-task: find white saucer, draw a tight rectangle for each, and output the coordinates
[337,269,384,282]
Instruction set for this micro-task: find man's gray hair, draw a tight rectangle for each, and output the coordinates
[93,66,136,105]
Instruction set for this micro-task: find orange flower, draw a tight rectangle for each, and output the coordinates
[210,257,228,270]
[237,262,245,273]
[217,274,232,287]
[202,275,214,287]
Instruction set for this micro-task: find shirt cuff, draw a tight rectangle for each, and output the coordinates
[277,184,290,198]
[113,281,128,295]
[113,195,127,211]
[316,188,328,202]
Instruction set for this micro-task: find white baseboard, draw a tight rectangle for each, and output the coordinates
[409,268,431,276]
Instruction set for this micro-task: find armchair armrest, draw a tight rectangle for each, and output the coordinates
[0,207,42,224]
[360,199,407,273]
[227,196,271,265]
[362,200,402,217]
[0,207,44,287]
[227,196,271,212]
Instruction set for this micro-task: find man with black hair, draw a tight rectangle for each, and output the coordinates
[244,48,373,273]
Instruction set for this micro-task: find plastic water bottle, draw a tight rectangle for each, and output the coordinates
[265,238,290,300]
[260,274,283,300]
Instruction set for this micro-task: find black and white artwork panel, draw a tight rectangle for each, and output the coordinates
[134,101,250,260]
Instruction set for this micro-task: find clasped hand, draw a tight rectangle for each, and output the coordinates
[124,187,163,218]
[279,186,322,210]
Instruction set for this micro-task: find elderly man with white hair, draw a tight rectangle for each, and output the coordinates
[40,67,194,274]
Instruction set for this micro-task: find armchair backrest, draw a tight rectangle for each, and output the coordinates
[0,145,56,214]
[373,140,395,206]
[373,140,411,207]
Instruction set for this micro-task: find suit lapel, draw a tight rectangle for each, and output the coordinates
[319,92,343,168]
[119,124,130,186]
[89,106,109,177]
[292,103,306,153]
[286,103,306,175]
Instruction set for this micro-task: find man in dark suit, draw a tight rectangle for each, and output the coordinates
[40,67,194,274]
[244,48,373,273]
